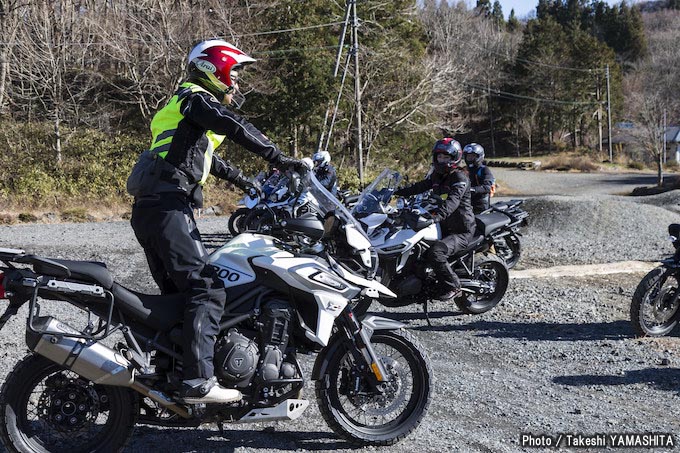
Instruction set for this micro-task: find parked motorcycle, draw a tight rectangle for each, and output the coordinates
[477,200,528,269]
[0,172,432,451]
[227,170,304,235]
[630,223,680,337]
[348,169,510,322]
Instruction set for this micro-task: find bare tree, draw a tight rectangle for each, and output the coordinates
[625,10,680,186]
[0,0,23,115]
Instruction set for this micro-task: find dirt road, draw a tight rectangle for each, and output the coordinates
[1,169,680,452]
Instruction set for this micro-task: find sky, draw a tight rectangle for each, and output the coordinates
[492,0,640,19]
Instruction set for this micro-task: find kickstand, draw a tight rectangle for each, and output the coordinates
[423,299,433,327]
[217,421,225,437]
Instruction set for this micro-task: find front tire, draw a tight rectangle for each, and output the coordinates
[227,207,251,235]
[0,354,137,453]
[631,266,680,337]
[316,330,431,446]
[455,254,509,314]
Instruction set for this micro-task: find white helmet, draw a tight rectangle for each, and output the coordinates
[312,151,331,168]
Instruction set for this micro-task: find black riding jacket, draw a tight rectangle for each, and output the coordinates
[315,164,338,194]
[468,164,495,214]
[396,170,475,235]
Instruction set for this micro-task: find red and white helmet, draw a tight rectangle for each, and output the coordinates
[187,39,256,97]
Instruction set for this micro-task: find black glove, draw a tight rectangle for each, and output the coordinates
[233,174,262,198]
[274,154,307,173]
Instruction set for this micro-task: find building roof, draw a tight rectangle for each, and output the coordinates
[665,126,680,143]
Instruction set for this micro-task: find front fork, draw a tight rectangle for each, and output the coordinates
[338,307,392,386]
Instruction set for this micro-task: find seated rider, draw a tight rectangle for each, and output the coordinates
[312,151,337,195]
[395,138,476,302]
[463,143,495,214]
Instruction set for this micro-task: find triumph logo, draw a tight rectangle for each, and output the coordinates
[233,358,244,368]
[195,60,216,73]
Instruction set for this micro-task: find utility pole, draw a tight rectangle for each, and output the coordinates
[351,0,364,186]
[596,72,603,154]
[663,108,667,164]
[605,64,613,162]
[317,0,352,153]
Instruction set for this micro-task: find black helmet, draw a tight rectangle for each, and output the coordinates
[432,138,463,175]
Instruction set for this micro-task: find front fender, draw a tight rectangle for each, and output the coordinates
[311,315,406,381]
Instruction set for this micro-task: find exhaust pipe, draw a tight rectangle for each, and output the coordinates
[27,316,189,418]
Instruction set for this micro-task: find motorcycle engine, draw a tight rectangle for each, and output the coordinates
[214,300,294,388]
[214,329,259,388]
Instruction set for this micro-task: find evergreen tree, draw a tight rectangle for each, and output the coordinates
[244,0,337,156]
[476,0,492,17]
[491,1,504,27]
[507,8,521,32]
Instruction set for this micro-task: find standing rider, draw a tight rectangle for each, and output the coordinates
[395,138,475,301]
[126,39,304,405]
[312,151,337,195]
[463,143,495,214]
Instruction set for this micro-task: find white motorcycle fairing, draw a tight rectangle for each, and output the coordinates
[374,223,442,272]
[210,233,360,347]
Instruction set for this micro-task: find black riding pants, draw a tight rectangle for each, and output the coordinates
[426,232,473,290]
[130,193,226,381]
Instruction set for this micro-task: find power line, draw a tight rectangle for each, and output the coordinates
[0,21,346,46]
[465,82,601,106]
[467,41,605,74]
[240,21,344,37]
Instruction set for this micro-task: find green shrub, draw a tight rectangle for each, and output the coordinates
[628,162,645,170]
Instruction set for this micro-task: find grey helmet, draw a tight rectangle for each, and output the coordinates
[463,143,485,167]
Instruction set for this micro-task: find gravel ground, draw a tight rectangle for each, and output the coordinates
[1,170,680,452]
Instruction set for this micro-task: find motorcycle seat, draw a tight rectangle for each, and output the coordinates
[475,212,511,236]
[33,258,114,289]
[112,284,185,332]
[452,235,486,259]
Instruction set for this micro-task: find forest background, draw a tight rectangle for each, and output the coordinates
[0,0,678,218]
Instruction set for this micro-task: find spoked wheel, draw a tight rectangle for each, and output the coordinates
[455,254,509,314]
[495,233,522,269]
[0,354,137,453]
[631,267,680,337]
[316,330,431,446]
[227,207,251,235]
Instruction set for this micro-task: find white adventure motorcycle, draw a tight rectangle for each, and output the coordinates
[0,171,432,451]
[348,169,509,321]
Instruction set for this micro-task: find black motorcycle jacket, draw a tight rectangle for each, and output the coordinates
[315,164,337,194]
[395,169,475,235]
[137,81,282,207]
[468,164,495,213]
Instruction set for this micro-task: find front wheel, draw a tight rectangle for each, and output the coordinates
[227,207,251,235]
[316,330,431,446]
[0,354,138,453]
[630,266,680,337]
[455,254,509,314]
